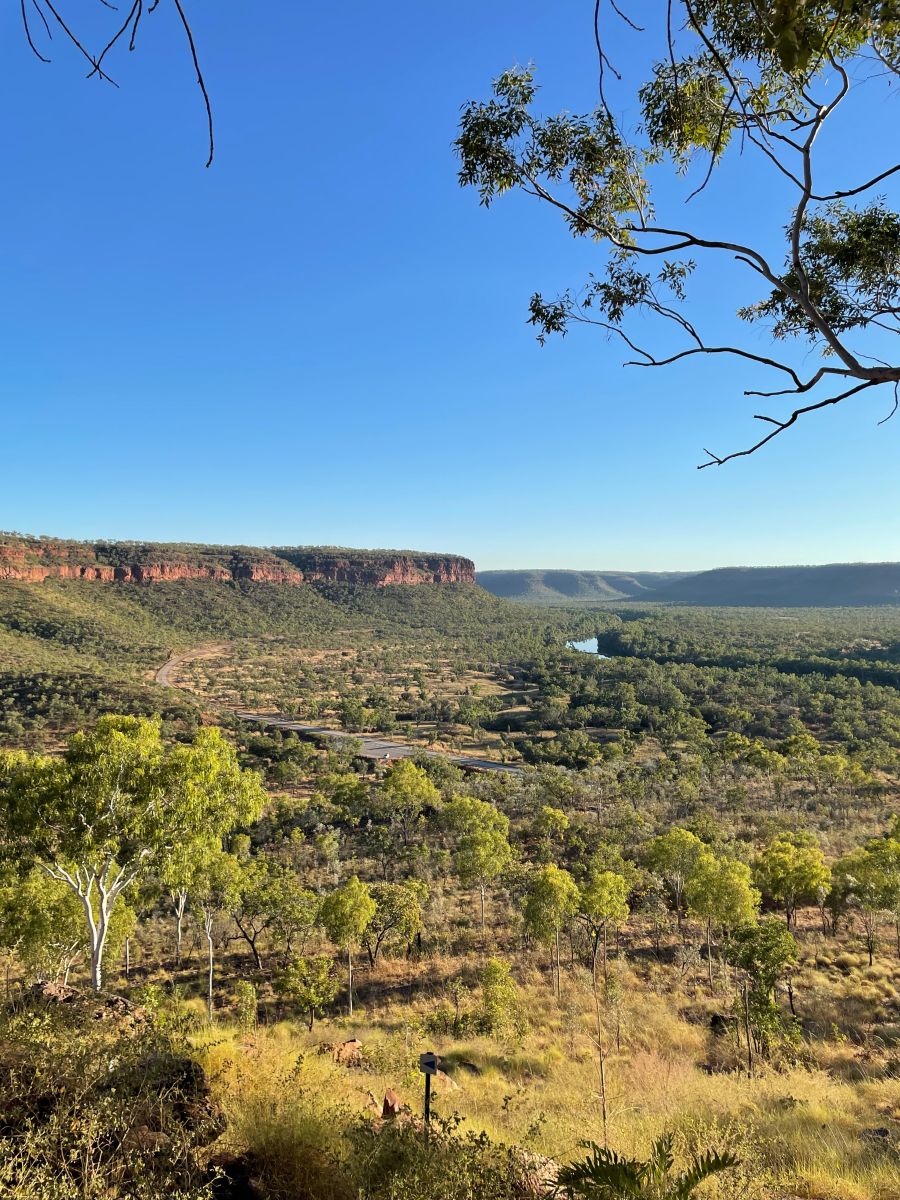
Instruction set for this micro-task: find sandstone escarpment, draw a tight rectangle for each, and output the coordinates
[0,535,475,588]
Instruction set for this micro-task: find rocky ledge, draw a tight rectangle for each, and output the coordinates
[0,534,475,587]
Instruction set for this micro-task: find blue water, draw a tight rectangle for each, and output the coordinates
[566,637,610,658]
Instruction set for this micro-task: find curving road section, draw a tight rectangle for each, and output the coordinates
[235,711,522,775]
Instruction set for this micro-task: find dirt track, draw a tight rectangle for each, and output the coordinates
[154,644,228,688]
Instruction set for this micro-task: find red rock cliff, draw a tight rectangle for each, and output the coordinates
[0,536,475,588]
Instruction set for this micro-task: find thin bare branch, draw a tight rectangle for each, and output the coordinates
[40,0,117,83]
[624,344,805,386]
[21,0,50,62]
[88,0,141,79]
[609,0,643,32]
[171,0,214,167]
[699,380,879,468]
[877,382,900,426]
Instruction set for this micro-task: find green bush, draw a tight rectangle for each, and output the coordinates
[234,980,258,1032]
[0,998,218,1200]
[345,1116,522,1200]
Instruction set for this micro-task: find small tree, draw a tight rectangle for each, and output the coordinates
[445,795,512,933]
[578,870,630,984]
[362,881,427,967]
[230,857,305,971]
[233,980,258,1033]
[833,843,896,965]
[645,829,705,932]
[728,919,799,1059]
[275,955,341,1030]
[685,853,760,985]
[159,842,198,972]
[0,869,130,986]
[378,759,439,848]
[478,957,518,1036]
[532,805,570,861]
[193,850,242,1022]
[524,864,580,996]
[270,884,320,958]
[319,876,376,1017]
[755,833,831,927]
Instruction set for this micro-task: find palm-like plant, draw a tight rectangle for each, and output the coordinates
[554,1133,738,1200]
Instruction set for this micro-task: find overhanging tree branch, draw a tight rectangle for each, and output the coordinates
[457,3,900,466]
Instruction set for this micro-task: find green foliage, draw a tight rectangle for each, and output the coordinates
[685,852,760,931]
[741,201,900,339]
[456,5,900,461]
[1,718,264,990]
[445,796,512,884]
[580,870,630,927]
[478,957,519,1036]
[755,833,831,925]
[645,829,705,919]
[320,877,377,950]
[275,955,340,1030]
[0,1000,217,1199]
[524,864,580,946]
[345,1115,522,1200]
[377,759,440,847]
[363,881,426,965]
[728,919,799,993]
[556,1131,738,1200]
[234,979,258,1032]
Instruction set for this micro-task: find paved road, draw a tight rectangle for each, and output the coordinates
[154,649,521,775]
[235,711,523,775]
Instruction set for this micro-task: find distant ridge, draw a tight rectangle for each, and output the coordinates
[653,563,900,607]
[476,569,693,604]
[478,564,900,607]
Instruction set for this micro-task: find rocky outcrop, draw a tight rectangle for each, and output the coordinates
[0,534,475,588]
[282,554,475,586]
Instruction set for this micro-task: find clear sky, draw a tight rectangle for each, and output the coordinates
[1,2,897,571]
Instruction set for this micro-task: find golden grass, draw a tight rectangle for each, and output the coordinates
[193,955,900,1200]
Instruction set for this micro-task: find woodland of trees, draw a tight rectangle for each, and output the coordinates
[6,575,900,1196]
[5,701,900,1197]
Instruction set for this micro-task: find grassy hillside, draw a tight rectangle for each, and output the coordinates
[0,578,575,744]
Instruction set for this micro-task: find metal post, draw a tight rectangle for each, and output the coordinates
[419,1050,438,1129]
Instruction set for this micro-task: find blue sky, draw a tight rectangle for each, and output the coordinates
[1,1,897,571]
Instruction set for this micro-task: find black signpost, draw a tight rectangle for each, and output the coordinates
[419,1050,438,1126]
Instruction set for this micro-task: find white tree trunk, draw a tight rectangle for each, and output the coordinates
[174,890,188,968]
[204,912,215,1022]
[83,891,112,992]
[41,856,146,994]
